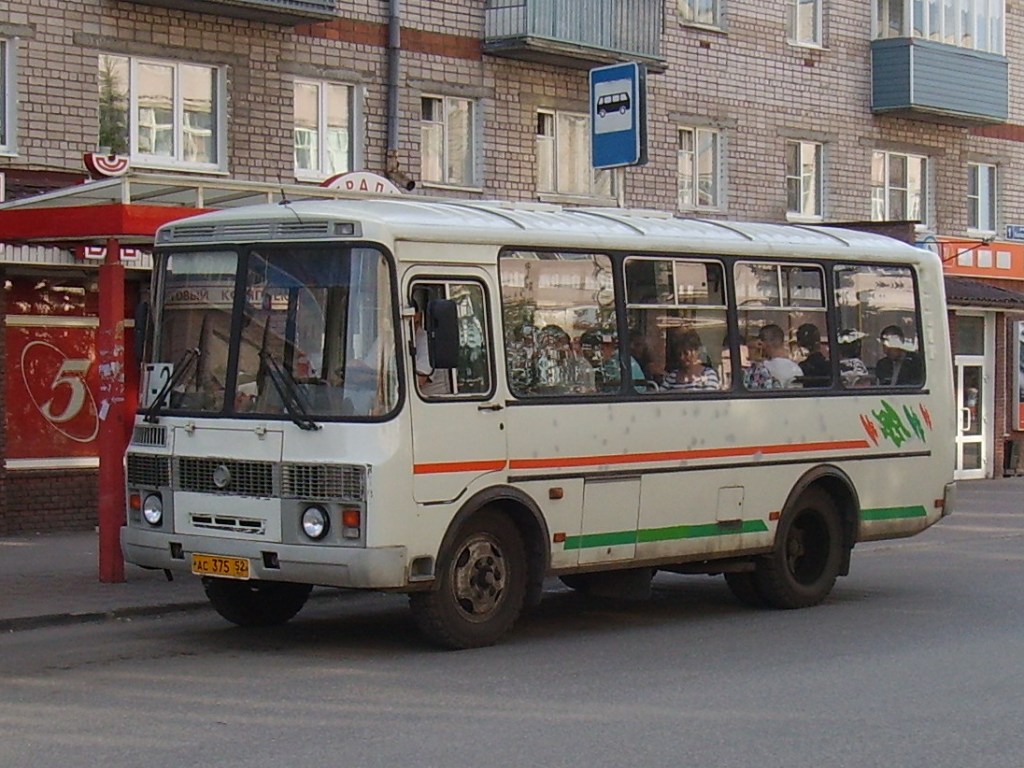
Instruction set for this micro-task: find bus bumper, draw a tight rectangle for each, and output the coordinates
[121,527,410,589]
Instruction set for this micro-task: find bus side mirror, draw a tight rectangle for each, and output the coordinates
[427,299,459,369]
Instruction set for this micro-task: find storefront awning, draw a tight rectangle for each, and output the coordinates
[0,172,364,248]
[945,276,1024,310]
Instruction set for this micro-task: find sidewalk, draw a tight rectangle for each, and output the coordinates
[0,530,207,632]
[0,478,1020,632]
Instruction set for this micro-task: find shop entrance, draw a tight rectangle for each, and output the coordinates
[953,313,992,480]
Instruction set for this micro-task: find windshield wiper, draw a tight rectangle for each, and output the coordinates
[143,348,201,423]
[260,352,321,431]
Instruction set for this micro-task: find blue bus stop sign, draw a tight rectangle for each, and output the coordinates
[590,62,647,170]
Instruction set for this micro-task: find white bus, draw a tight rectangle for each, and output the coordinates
[122,189,956,649]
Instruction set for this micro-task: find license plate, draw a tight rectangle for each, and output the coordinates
[191,553,250,580]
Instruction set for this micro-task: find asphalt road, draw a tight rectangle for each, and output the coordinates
[2,483,1023,768]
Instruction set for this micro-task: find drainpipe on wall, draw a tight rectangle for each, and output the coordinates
[386,0,416,190]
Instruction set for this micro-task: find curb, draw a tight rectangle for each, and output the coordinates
[0,600,210,634]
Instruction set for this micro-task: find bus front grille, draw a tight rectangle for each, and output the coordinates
[190,514,266,535]
[127,453,172,488]
[131,425,167,447]
[282,463,367,502]
[176,457,276,497]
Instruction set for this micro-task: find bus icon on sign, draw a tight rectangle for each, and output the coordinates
[597,92,631,118]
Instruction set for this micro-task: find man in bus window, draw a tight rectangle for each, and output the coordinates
[797,323,830,388]
[759,324,802,388]
[875,325,923,386]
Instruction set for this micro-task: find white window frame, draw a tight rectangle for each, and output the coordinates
[535,109,615,201]
[0,38,16,155]
[420,94,478,189]
[786,140,824,221]
[293,79,359,182]
[872,0,1005,55]
[679,0,722,27]
[678,126,723,211]
[871,150,930,227]
[789,0,823,46]
[967,162,997,234]
[100,55,227,172]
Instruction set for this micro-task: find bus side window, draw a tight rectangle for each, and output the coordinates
[834,265,924,388]
[500,251,616,397]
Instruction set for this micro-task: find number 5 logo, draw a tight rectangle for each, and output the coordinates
[21,341,100,443]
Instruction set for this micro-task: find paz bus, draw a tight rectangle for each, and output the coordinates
[122,182,956,649]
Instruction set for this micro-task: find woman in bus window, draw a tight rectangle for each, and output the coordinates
[663,329,720,391]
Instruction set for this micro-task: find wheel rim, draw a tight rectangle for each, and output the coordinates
[785,510,830,585]
[450,533,508,622]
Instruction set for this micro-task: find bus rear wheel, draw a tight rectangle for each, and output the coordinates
[202,577,312,627]
[724,571,768,608]
[754,487,843,609]
[410,510,527,650]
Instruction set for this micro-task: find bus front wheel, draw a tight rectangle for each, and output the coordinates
[410,510,527,650]
[754,488,843,609]
[202,577,312,627]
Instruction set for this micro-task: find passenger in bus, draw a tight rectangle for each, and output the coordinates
[796,323,830,388]
[875,325,923,386]
[838,330,871,387]
[758,324,803,388]
[742,335,780,390]
[628,330,655,391]
[662,329,720,391]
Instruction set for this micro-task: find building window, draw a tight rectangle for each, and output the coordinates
[678,127,721,210]
[789,0,822,44]
[871,150,928,225]
[294,80,355,180]
[873,0,1004,55]
[786,141,823,219]
[1,38,14,153]
[968,162,997,233]
[536,110,614,198]
[98,54,224,170]
[421,95,476,187]
[679,0,721,26]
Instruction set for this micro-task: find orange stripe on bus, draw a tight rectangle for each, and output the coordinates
[507,440,871,471]
[414,459,508,475]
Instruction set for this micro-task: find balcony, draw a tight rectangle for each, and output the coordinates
[484,0,665,71]
[125,0,337,24]
[871,38,1007,125]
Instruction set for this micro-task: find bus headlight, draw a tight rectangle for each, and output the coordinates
[301,506,330,540]
[142,495,163,526]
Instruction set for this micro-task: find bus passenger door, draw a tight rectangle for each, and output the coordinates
[406,273,507,503]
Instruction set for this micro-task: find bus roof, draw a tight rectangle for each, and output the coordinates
[156,196,928,262]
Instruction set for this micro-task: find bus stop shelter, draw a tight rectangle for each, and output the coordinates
[0,173,361,581]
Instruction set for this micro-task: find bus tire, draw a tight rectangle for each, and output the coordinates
[202,577,312,627]
[724,571,768,608]
[410,510,527,650]
[755,487,843,609]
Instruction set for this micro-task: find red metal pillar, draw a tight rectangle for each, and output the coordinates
[98,237,127,583]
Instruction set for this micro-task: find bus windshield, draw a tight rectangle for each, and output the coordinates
[150,244,398,420]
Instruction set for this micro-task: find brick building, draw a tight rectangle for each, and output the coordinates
[2,0,1024,533]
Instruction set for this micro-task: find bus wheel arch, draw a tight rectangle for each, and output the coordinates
[409,487,549,649]
[754,468,858,609]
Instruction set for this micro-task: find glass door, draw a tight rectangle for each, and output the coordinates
[953,313,991,480]
[955,360,985,479]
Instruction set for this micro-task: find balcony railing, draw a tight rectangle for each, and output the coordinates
[484,0,664,70]
[125,0,337,24]
[871,38,1007,125]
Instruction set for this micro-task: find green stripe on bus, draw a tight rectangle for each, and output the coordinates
[861,505,928,521]
[563,520,769,551]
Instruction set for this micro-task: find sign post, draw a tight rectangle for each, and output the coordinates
[590,62,648,170]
